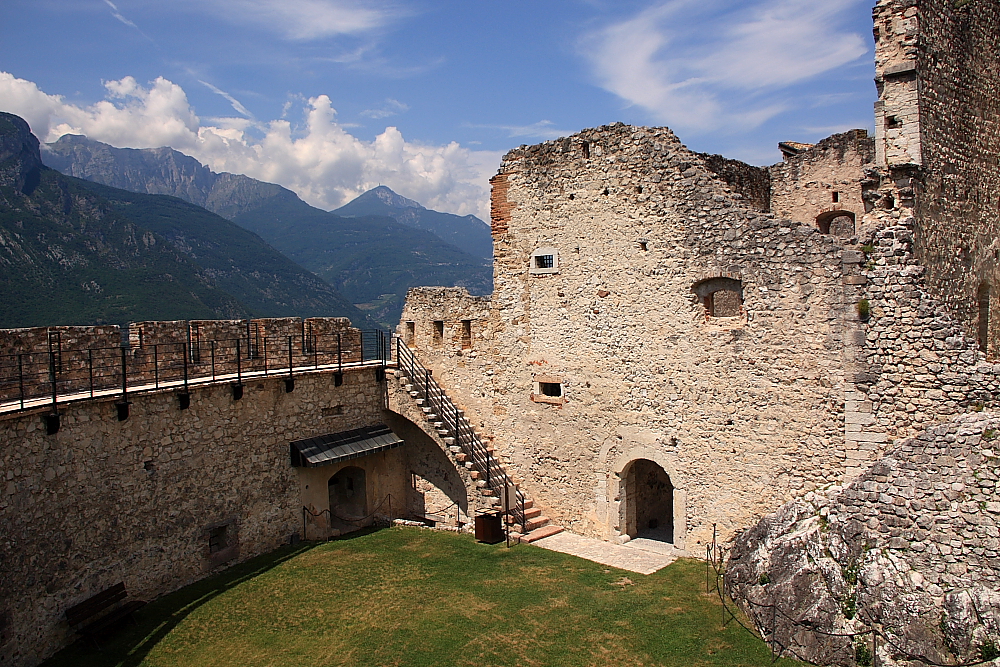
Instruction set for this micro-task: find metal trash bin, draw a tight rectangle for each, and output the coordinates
[475,510,504,544]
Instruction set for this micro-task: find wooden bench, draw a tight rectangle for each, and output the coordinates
[65,582,145,648]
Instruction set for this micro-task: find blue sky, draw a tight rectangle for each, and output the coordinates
[0,0,877,219]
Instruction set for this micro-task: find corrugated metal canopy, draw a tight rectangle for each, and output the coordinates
[290,424,403,468]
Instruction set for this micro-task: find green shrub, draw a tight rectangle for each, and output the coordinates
[981,639,1000,661]
[855,638,873,666]
[857,299,871,320]
[758,573,771,585]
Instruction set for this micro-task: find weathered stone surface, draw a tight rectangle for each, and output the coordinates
[727,413,1000,667]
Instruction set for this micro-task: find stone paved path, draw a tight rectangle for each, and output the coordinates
[531,531,680,575]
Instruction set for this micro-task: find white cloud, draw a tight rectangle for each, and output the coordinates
[580,0,868,134]
[0,72,495,220]
[191,0,402,40]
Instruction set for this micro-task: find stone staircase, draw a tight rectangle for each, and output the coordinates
[395,343,562,543]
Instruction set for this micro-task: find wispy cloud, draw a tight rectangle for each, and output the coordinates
[360,98,409,119]
[579,0,869,134]
[465,120,574,140]
[103,0,137,28]
[198,80,254,118]
[192,0,404,40]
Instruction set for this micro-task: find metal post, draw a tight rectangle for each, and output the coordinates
[154,344,159,388]
[288,336,293,378]
[49,349,58,411]
[236,338,243,383]
[337,333,343,373]
[17,354,24,410]
[263,335,268,375]
[182,342,189,391]
[360,331,365,364]
[88,348,94,397]
[120,345,128,402]
[211,340,216,381]
[313,334,318,369]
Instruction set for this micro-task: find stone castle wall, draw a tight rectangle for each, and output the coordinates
[874,0,1000,356]
[405,123,865,548]
[0,362,385,667]
[769,130,875,237]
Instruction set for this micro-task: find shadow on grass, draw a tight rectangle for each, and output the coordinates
[40,539,333,667]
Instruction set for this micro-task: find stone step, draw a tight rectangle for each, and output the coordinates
[404,384,413,392]
[409,391,420,398]
[524,507,542,520]
[464,462,474,469]
[470,470,481,480]
[481,489,495,497]
[523,498,533,510]
[455,453,468,463]
[524,515,550,532]
[443,438,455,445]
[512,525,564,544]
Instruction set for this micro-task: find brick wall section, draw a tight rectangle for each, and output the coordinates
[489,173,514,237]
[0,366,385,667]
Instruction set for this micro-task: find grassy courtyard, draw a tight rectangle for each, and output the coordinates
[43,527,798,667]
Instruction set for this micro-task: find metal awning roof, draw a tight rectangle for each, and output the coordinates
[290,424,404,468]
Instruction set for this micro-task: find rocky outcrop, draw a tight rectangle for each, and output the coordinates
[0,112,44,194]
[726,412,1000,666]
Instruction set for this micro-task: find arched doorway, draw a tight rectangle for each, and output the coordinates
[621,459,674,543]
[815,210,856,237]
[329,467,367,530]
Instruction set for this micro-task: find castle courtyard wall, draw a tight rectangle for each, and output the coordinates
[0,364,385,667]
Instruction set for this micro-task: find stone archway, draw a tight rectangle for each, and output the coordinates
[329,466,367,530]
[621,459,675,543]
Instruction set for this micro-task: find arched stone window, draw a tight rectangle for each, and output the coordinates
[979,282,991,355]
[816,210,857,237]
[529,247,559,275]
[692,277,744,318]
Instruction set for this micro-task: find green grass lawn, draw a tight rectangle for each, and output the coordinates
[43,527,800,667]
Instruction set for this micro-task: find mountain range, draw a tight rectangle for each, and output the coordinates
[43,135,493,326]
[0,112,374,328]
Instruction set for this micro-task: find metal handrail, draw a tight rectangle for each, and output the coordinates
[0,329,390,415]
[395,338,526,532]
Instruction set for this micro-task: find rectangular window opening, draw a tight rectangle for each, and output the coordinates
[832,191,840,203]
[405,321,415,345]
[208,525,228,554]
[886,115,902,129]
[432,320,444,345]
[539,382,562,397]
[535,254,555,269]
[461,320,472,349]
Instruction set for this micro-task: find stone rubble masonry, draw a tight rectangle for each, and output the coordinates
[399,121,1000,554]
[0,362,385,667]
[402,122,858,549]
[874,0,1000,356]
[726,412,1000,667]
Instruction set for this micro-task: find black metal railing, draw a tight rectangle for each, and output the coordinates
[395,338,526,533]
[0,329,390,413]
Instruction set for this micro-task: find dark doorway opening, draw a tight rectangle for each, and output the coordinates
[622,459,674,543]
[329,467,367,531]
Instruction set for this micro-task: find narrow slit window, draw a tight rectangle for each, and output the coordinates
[405,321,415,345]
[432,320,444,345]
[461,320,472,349]
[832,191,840,203]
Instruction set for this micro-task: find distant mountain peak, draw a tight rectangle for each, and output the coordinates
[365,185,423,211]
